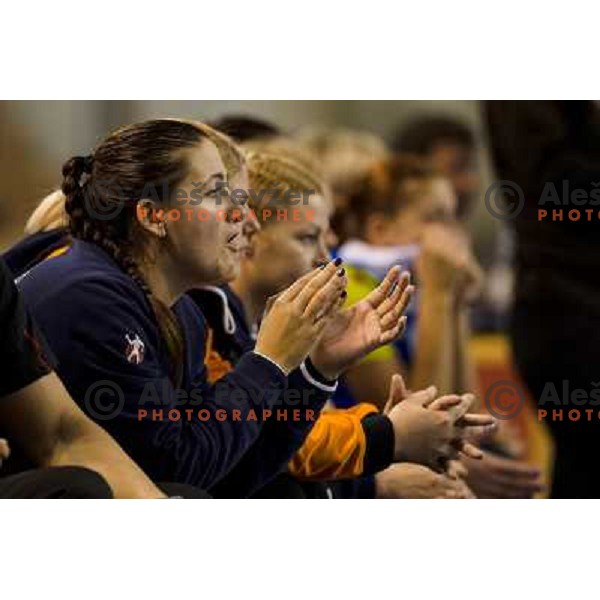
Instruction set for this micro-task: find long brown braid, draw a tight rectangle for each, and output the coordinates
[61,119,244,385]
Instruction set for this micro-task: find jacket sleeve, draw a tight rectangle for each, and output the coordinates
[208,358,336,497]
[288,403,394,480]
[0,258,54,396]
[26,277,289,490]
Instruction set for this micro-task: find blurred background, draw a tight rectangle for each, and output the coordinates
[0,100,498,252]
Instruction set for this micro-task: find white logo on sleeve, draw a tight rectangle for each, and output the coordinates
[125,333,145,365]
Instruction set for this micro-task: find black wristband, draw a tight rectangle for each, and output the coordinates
[361,414,395,475]
[304,355,338,387]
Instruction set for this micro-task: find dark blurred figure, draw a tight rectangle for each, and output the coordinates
[392,116,481,220]
[484,100,600,498]
[208,114,280,143]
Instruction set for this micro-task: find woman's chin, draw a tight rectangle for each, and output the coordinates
[187,264,239,289]
[217,261,241,284]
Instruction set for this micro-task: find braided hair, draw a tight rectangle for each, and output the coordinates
[61,118,244,385]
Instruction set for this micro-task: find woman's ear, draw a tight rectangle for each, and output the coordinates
[136,199,167,239]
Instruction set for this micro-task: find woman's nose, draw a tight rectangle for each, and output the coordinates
[227,192,250,223]
[243,213,261,235]
[315,239,331,265]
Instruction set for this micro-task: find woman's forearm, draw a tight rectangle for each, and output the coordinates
[453,304,479,396]
[411,289,455,393]
[50,412,165,499]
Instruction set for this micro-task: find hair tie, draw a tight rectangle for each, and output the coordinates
[83,154,94,173]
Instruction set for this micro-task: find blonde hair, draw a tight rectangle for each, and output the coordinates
[246,152,331,225]
[294,127,388,196]
[243,136,322,179]
[25,190,68,235]
[245,150,330,221]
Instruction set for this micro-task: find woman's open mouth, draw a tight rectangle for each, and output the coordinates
[226,230,242,251]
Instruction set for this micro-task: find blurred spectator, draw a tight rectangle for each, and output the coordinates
[296,127,388,243]
[339,155,480,394]
[337,153,543,497]
[208,114,280,143]
[392,115,480,220]
[392,114,513,332]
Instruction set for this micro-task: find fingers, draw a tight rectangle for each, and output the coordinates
[491,479,545,497]
[312,290,346,330]
[404,385,438,407]
[379,282,413,330]
[482,453,542,480]
[471,462,544,498]
[298,262,347,315]
[449,482,477,499]
[441,478,476,499]
[375,274,412,319]
[447,459,468,480]
[465,452,544,498]
[456,408,497,441]
[278,259,341,304]
[493,461,541,480]
[428,394,463,411]
[458,413,496,427]
[461,424,498,443]
[446,393,477,421]
[380,281,413,329]
[459,442,484,460]
[0,438,10,461]
[263,293,281,317]
[304,272,347,321]
[464,261,484,297]
[365,266,408,310]
[384,374,409,414]
[379,315,407,345]
[277,267,321,303]
[491,472,544,494]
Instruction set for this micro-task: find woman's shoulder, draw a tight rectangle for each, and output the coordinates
[17,239,150,323]
[18,239,138,292]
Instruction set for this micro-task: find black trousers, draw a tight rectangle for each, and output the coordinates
[160,482,212,499]
[0,466,212,499]
[0,466,113,499]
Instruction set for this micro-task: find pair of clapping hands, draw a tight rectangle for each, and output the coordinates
[382,374,495,473]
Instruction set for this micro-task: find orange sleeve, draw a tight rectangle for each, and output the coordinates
[288,403,379,480]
